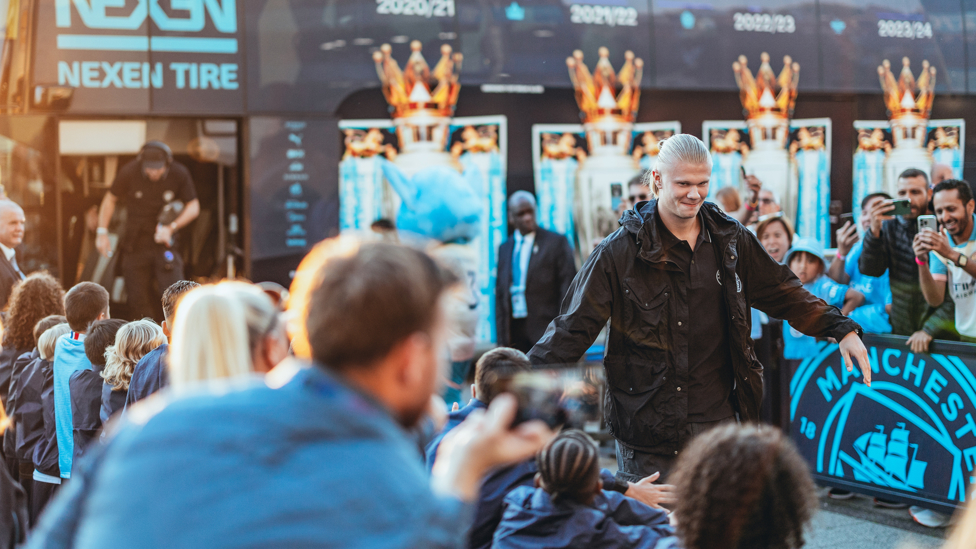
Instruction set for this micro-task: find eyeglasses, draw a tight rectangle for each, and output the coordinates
[759,197,776,205]
[629,194,650,203]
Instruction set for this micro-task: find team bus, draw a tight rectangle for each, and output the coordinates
[0,0,973,315]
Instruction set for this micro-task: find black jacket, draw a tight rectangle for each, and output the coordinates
[859,216,957,338]
[529,200,861,453]
[13,355,44,462]
[496,228,577,348]
[31,358,59,478]
[0,249,23,313]
[3,349,36,461]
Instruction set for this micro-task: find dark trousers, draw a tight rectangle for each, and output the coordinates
[509,318,534,354]
[615,418,735,482]
[122,244,184,321]
[30,480,60,525]
[16,462,32,525]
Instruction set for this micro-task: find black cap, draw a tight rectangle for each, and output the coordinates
[141,147,168,171]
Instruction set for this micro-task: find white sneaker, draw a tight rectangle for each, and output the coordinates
[909,506,950,528]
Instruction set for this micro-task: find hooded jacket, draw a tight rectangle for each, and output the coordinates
[529,200,861,453]
[491,486,674,549]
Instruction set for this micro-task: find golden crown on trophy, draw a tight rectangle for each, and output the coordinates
[878,58,935,120]
[373,41,462,119]
[733,53,799,120]
[566,47,643,124]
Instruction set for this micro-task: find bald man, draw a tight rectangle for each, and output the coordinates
[0,201,26,310]
[495,191,576,352]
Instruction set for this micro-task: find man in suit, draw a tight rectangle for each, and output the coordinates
[496,191,576,352]
[0,201,26,310]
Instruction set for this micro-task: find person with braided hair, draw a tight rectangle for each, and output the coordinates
[661,423,816,549]
[492,430,674,549]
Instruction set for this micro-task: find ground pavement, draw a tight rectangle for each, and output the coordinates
[808,489,947,549]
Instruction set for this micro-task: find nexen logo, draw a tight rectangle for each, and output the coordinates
[55,0,237,54]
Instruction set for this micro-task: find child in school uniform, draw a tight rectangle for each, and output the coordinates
[783,238,865,362]
[100,319,166,423]
[27,322,71,522]
[53,282,110,481]
[69,319,126,465]
[492,430,674,549]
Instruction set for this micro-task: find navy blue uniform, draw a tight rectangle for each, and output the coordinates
[123,344,169,412]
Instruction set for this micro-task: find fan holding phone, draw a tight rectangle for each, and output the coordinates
[915,179,976,343]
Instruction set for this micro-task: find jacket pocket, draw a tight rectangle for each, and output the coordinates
[603,356,675,447]
[620,277,669,348]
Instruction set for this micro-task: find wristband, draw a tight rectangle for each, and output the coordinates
[836,253,846,261]
[96,227,108,235]
[915,256,928,266]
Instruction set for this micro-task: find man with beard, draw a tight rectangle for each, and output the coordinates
[917,179,976,343]
[861,169,958,352]
[528,134,871,481]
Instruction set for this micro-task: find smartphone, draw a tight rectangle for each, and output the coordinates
[918,214,938,233]
[839,212,854,223]
[740,165,747,178]
[610,183,623,211]
[890,199,912,216]
[507,365,604,431]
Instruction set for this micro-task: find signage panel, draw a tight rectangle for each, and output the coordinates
[790,334,976,512]
[34,0,244,114]
[819,0,966,93]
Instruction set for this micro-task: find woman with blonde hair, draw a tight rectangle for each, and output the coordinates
[169,281,289,388]
[101,320,166,420]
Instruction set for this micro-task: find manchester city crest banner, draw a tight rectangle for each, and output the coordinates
[790,334,976,513]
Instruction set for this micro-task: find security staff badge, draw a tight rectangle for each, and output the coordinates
[163,190,175,203]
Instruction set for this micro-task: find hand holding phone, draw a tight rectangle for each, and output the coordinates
[917,214,937,233]
[890,199,912,216]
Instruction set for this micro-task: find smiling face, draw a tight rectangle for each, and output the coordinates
[933,188,975,238]
[789,251,823,286]
[760,220,791,263]
[652,162,711,221]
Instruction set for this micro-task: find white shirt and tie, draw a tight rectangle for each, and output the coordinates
[510,231,535,319]
[0,243,24,280]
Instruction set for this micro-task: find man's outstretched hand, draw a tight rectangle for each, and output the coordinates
[839,331,871,386]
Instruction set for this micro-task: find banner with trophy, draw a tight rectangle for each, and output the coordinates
[532,120,679,260]
[852,58,965,225]
[702,121,749,201]
[336,42,508,343]
[791,118,832,247]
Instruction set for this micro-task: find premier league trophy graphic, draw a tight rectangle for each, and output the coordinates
[878,57,936,196]
[566,47,643,261]
[733,53,799,223]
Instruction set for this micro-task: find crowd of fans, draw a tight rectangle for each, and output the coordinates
[0,164,972,546]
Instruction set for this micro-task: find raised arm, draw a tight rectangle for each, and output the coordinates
[528,242,615,366]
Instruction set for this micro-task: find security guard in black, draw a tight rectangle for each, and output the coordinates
[96,142,199,321]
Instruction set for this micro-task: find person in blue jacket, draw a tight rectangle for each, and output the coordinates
[124,280,200,412]
[26,239,552,549]
[53,282,110,480]
[492,430,675,549]
[827,192,893,334]
[783,238,865,361]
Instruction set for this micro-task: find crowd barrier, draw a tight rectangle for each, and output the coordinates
[789,333,976,513]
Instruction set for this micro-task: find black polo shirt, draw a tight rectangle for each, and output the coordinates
[657,212,735,422]
[110,159,196,249]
